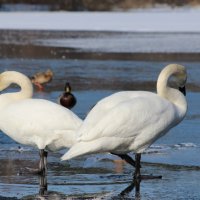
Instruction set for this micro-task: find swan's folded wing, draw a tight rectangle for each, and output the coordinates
[78,96,177,142]
[0,99,82,139]
[78,91,154,137]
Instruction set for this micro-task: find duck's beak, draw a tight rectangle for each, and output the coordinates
[179,86,186,96]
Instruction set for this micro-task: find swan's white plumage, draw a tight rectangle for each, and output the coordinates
[61,64,187,161]
[0,71,82,152]
[0,99,82,150]
[0,71,33,109]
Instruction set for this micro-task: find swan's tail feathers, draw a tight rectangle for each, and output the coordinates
[61,142,94,161]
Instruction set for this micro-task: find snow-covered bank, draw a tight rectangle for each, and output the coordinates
[0,11,200,32]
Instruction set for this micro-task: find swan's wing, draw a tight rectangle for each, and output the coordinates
[0,99,82,147]
[61,95,178,160]
[78,95,177,143]
[79,91,154,137]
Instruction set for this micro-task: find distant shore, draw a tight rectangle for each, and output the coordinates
[0,0,200,11]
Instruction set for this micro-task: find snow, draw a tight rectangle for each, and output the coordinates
[1,10,200,53]
[0,10,200,32]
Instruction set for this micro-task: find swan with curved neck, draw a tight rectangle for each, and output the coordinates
[157,64,187,111]
[0,71,33,109]
[61,64,187,179]
[0,71,82,175]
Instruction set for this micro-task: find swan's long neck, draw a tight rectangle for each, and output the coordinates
[11,76,33,100]
[157,65,187,118]
[0,71,33,108]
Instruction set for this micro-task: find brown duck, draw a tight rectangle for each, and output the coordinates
[30,69,53,91]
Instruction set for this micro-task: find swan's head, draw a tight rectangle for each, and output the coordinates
[158,64,187,97]
[171,64,187,96]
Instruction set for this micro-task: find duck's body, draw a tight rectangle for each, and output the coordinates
[0,71,82,175]
[59,82,77,109]
[31,69,53,91]
[61,64,187,178]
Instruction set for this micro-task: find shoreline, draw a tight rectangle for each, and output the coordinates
[1,30,200,61]
[2,43,200,61]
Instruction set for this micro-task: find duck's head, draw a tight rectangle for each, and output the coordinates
[45,69,53,77]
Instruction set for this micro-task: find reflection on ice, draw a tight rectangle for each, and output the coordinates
[173,143,197,149]
[38,33,200,53]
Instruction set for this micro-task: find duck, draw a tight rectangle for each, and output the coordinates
[30,69,53,91]
[61,64,187,179]
[59,82,77,109]
[0,71,82,175]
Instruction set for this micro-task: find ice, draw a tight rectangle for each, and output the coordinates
[36,33,200,53]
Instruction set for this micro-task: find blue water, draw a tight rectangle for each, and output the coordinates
[1,59,200,85]
[0,58,200,199]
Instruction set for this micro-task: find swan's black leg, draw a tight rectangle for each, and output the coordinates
[22,149,48,175]
[112,153,161,180]
[39,174,47,196]
[134,153,162,180]
[120,178,141,197]
[134,153,141,179]
[120,181,135,195]
[43,150,48,174]
[39,149,47,176]
[111,153,136,167]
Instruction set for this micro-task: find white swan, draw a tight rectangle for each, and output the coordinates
[61,64,187,178]
[0,71,82,175]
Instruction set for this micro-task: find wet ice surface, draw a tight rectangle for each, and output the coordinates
[37,32,200,53]
[0,57,200,199]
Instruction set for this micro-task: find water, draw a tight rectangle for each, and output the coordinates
[1,34,200,199]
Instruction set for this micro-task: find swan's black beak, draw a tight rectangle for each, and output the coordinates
[179,86,186,96]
